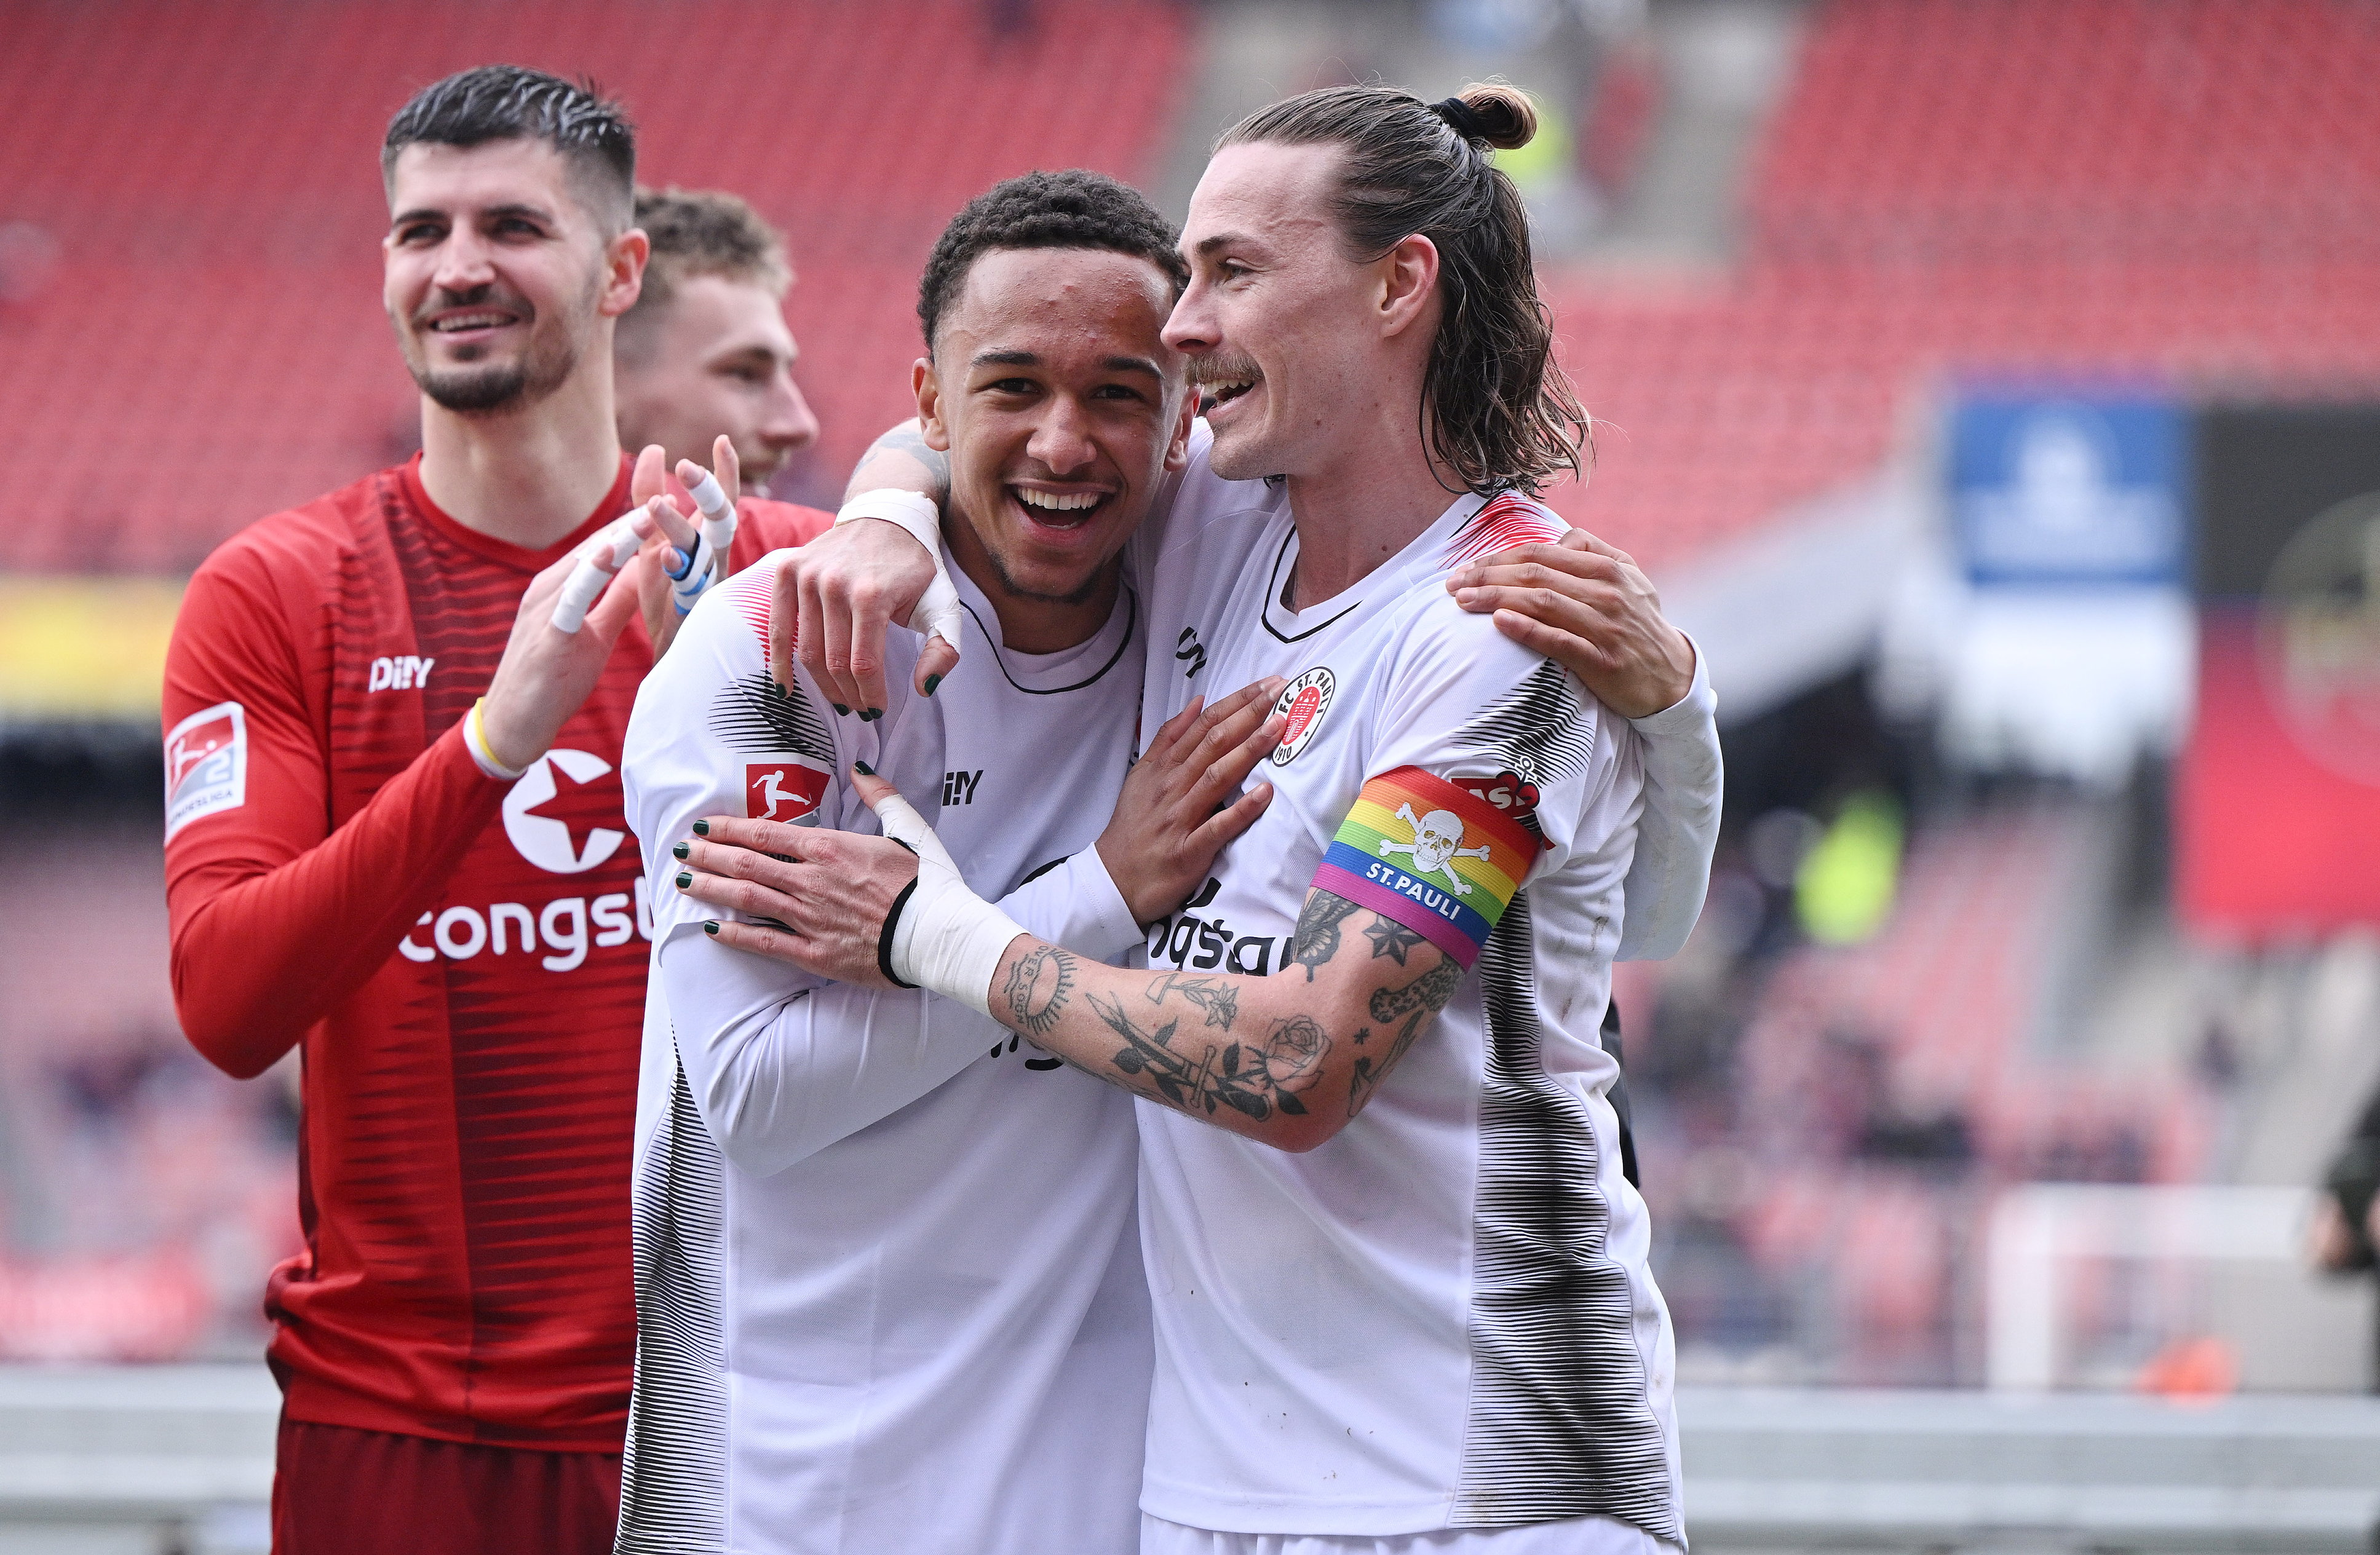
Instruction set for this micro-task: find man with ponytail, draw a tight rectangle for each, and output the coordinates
[672,82,1708,1554]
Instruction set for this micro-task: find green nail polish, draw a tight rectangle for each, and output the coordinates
[692,820,710,835]
[833,703,851,716]
[704,920,720,936]
[861,708,882,722]
[922,673,942,697]
[675,871,692,890]
[672,841,689,860]
[854,760,875,777]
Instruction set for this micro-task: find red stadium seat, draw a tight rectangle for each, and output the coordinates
[0,0,1189,571]
[1543,0,2380,573]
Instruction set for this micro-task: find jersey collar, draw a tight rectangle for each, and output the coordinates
[945,541,1140,695]
[400,452,636,573]
[1259,490,1489,645]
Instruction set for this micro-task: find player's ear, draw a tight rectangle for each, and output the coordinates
[913,357,953,453]
[1163,381,1197,473]
[598,227,650,320]
[1376,233,1438,341]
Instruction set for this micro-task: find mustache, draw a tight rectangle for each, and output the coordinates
[1184,353,1262,389]
[410,283,533,330]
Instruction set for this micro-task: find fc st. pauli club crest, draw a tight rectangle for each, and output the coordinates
[1269,667,1335,766]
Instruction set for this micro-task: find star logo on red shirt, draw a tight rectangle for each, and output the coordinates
[498,749,627,874]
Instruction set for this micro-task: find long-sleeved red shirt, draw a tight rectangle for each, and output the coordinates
[162,455,826,1450]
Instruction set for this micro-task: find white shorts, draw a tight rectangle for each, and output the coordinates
[1140,1513,1680,1555]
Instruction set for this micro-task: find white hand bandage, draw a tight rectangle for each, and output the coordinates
[835,489,964,660]
[866,779,1025,1016]
[552,519,641,633]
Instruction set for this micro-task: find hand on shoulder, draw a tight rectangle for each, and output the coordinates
[1445,526,1694,719]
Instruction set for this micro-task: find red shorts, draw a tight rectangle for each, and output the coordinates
[272,1417,621,1555]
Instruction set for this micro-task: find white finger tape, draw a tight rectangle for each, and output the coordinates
[911,571,965,658]
[551,520,638,634]
[699,506,738,580]
[685,468,731,518]
[870,783,1023,1016]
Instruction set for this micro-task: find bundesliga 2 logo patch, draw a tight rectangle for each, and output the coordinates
[165,701,246,839]
[1269,666,1335,766]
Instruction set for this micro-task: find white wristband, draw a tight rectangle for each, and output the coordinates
[464,697,527,781]
[835,489,966,661]
[865,778,1023,1016]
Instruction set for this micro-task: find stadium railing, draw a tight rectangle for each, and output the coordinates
[1,1366,2373,1554]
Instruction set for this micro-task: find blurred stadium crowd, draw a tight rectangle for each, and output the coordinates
[3,0,2378,1393]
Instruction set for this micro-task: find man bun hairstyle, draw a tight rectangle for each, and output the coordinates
[619,188,791,359]
[383,65,636,234]
[1219,81,1589,497]
[1429,84,1538,151]
[918,169,1189,354]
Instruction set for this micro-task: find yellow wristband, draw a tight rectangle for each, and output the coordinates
[464,697,528,781]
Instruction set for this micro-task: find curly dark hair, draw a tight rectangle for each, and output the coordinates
[917,170,1188,353]
[383,65,636,233]
[1220,82,1590,497]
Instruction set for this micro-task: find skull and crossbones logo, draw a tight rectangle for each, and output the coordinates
[1379,804,1493,893]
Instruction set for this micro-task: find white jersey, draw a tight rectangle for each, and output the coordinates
[1123,451,1684,1544]
[617,554,1152,1555]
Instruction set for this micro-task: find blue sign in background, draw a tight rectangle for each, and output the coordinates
[1948,391,2189,587]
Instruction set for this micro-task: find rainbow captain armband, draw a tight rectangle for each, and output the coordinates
[1313,766,1536,970]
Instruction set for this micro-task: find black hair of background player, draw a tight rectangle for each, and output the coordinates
[1219,82,1593,500]
[381,64,637,234]
[916,169,1190,355]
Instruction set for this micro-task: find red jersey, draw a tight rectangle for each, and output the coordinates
[162,456,827,1451]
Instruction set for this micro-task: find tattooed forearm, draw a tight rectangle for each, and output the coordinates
[1095,991,1328,1122]
[982,899,1464,1147]
[1002,945,1076,1039]
[844,421,951,502]
[1257,1016,1328,1112]
[1147,970,1239,1029]
[1291,892,1362,981]
[1349,957,1467,1118]
[1095,992,1202,1106]
[1362,919,1427,965]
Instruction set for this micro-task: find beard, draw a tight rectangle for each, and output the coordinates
[399,273,592,415]
[956,500,1116,607]
[982,543,1113,608]
[415,357,529,413]
[409,330,579,414]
